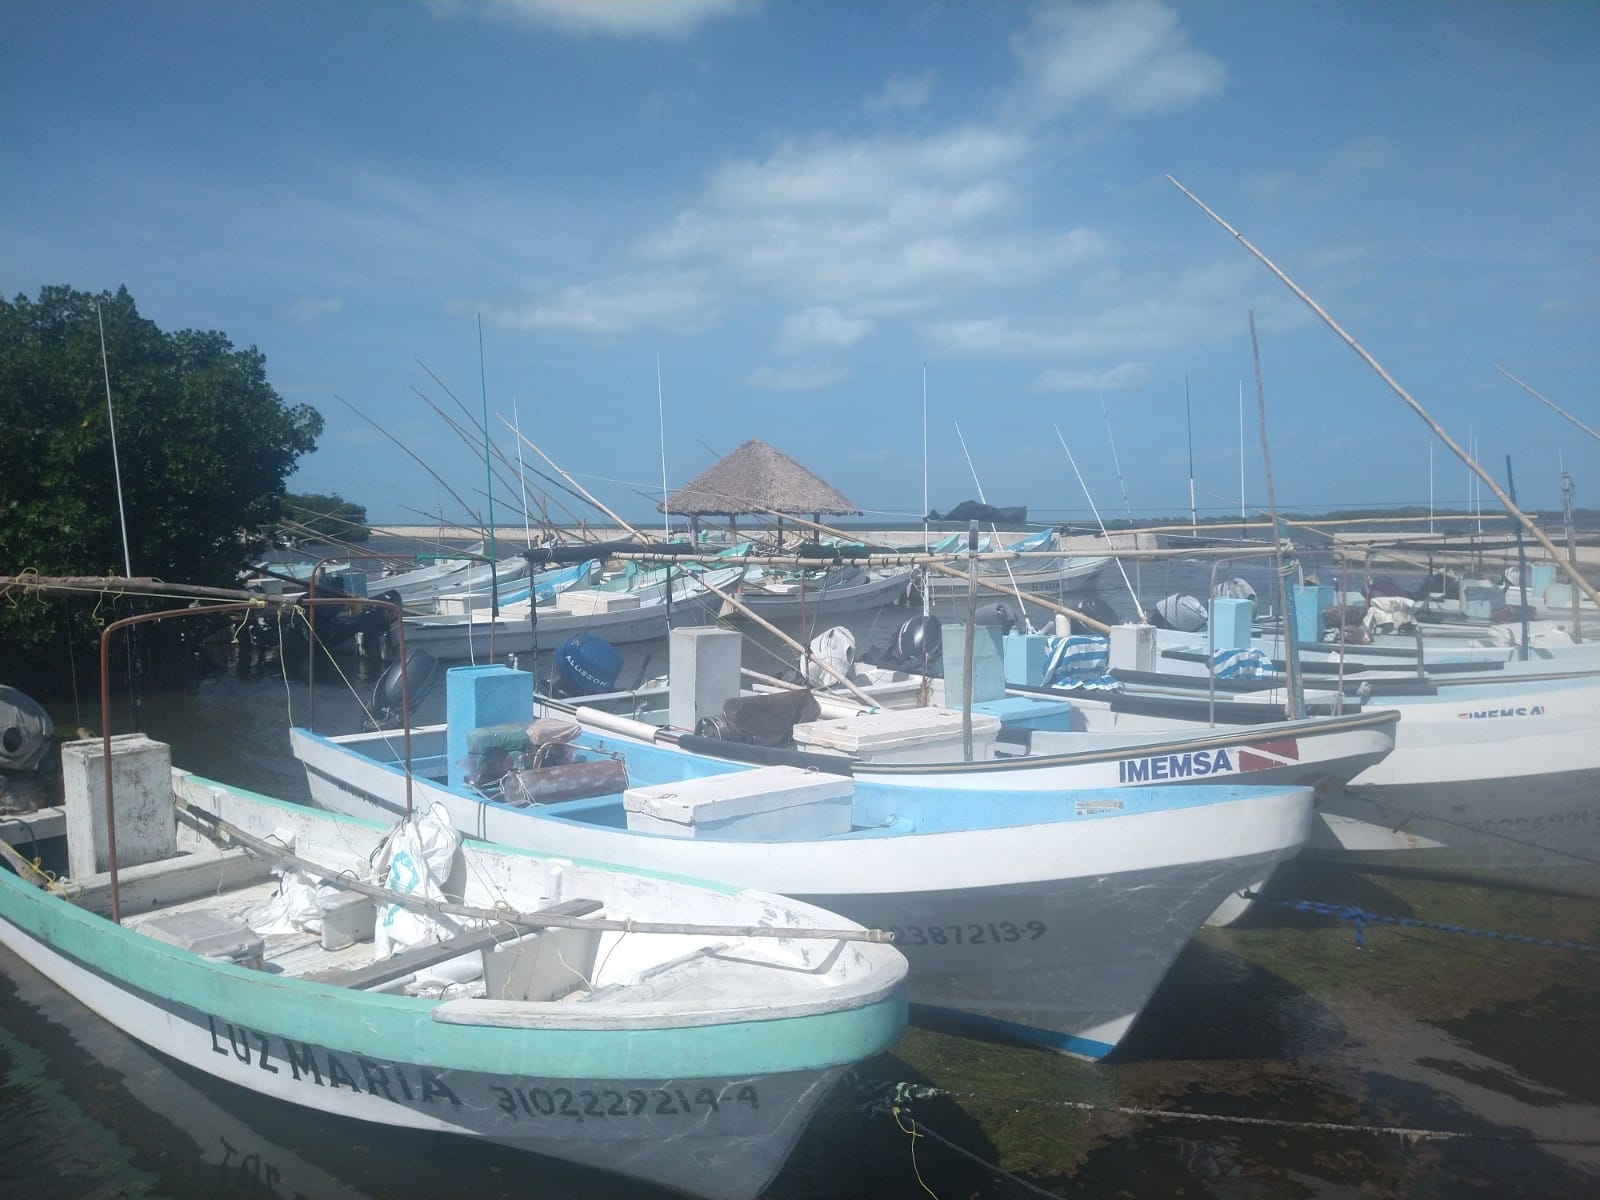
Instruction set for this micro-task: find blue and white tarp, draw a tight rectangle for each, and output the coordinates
[1042,635,1121,692]
[1209,646,1278,679]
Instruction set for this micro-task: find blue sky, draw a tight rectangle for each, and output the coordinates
[4,0,1596,528]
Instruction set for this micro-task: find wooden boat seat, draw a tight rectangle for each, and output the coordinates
[308,897,602,990]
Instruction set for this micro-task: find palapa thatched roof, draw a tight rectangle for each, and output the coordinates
[659,439,857,517]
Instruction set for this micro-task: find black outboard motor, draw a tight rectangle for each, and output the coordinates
[889,614,943,673]
[972,602,1020,634]
[353,589,404,656]
[1071,594,1120,628]
[371,649,440,727]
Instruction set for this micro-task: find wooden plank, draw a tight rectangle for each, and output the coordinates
[307,897,602,990]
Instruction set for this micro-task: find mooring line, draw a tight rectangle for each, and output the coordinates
[866,1094,1065,1200]
[871,1082,1600,1148]
[1266,897,1598,953]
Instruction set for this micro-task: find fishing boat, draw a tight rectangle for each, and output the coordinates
[1003,626,1600,896]
[910,528,1112,613]
[390,564,742,663]
[290,662,1317,1061]
[0,735,908,1200]
[720,564,915,625]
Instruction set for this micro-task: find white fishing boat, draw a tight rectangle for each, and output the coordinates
[1007,628,1600,896]
[0,735,908,1200]
[720,564,914,624]
[391,565,743,663]
[291,662,1317,1061]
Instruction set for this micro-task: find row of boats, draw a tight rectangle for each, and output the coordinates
[3,544,1595,1198]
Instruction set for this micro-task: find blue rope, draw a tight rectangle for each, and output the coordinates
[1271,898,1598,953]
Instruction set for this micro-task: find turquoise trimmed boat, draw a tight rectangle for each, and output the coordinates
[0,742,907,1200]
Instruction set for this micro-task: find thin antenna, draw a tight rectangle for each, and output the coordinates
[476,315,498,640]
[1055,424,1144,619]
[1249,310,1303,719]
[512,395,532,547]
[1238,379,1246,526]
[1100,391,1140,601]
[1099,393,1134,522]
[1428,440,1434,534]
[97,302,134,577]
[922,364,929,553]
[657,354,670,541]
[1185,374,1197,536]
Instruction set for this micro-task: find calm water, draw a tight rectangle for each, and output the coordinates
[3,554,1598,1199]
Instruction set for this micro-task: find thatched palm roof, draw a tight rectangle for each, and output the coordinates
[660,439,857,517]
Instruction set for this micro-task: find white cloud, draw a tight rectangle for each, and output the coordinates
[482,273,717,335]
[632,130,1105,314]
[778,307,874,352]
[867,70,937,113]
[282,296,343,323]
[434,0,755,37]
[1011,1,1224,118]
[1033,362,1151,392]
[747,363,850,391]
[922,260,1301,359]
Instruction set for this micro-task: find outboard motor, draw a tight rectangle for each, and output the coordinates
[370,649,440,727]
[1071,594,1120,629]
[972,602,1020,634]
[890,614,942,672]
[1149,594,1207,632]
[803,626,856,688]
[1214,577,1257,604]
[554,634,623,697]
[353,589,404,656]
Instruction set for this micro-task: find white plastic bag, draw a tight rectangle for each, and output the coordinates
[372,802,464,960]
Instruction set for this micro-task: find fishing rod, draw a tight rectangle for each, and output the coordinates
[952,420,1035,627]
[1052,423,1144,620]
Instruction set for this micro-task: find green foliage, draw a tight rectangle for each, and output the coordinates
[0,285,323,691]
[282,492,371,543]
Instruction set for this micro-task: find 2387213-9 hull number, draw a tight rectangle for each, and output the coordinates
[885,920,1047,947]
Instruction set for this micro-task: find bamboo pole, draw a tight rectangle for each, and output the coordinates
[0,576,270,603]
[1167,174,1600,610]
[731,504,1116,634]
[501,420,645,539]
[686,568,883,709]
[1494,364,1600,443]
[178,796,889,943]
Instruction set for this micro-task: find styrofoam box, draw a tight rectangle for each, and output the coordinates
[623,765,854,840]
[556,589,642,615]
[792,708,1002,765]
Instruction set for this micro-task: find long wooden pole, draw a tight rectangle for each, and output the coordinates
[734,504,1115,634]
[1167,175,1600,609]
[501,420,644,539]
[686,567,882,708]
[1494,364,1600,443]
